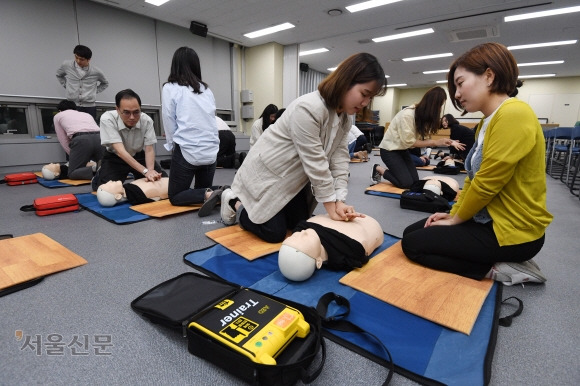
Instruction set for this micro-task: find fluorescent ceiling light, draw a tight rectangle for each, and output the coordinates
[387,83,407,87]
[402,53,453,62]
[346,0,403,13]
[508,40,577,50]
[423,69,449,74]
[244,22,295,39]
[299,48,329,56]
[505,5,580,22]
[518,74,556,79]
[518,60,564,67]
[327,67,337,71]
[145,0,170,5]
[436,80,448,84]
[373,28,434,43]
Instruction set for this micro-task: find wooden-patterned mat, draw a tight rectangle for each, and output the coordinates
[340,241,492,334]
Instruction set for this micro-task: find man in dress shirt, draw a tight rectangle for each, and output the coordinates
[92,89,165,191]
[48,100,102,180]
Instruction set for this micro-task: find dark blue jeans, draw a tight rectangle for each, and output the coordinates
[168,144,216,206]
[380,148,418,188]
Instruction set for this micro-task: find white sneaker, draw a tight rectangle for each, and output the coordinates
[220,188,238,225]
[491,259,547,286]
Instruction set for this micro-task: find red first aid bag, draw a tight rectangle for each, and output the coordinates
[1,172,38,186]
[20,194,79,216]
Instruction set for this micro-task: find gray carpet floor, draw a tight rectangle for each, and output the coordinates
[1,156,578,385]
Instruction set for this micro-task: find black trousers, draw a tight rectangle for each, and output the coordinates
[93,150,165,190]
[402,218,546,280]
[239,187,310,243]
[380,148,418,188]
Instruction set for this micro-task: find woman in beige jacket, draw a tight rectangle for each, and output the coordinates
[220,53,387,242]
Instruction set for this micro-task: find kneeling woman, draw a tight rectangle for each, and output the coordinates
[401,43,552,285]
[220,53,387,242]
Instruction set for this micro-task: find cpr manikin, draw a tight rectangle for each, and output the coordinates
[41,161,96,180]
[421,176,460,196]
[278,214,384,281]
[96,178,170,207]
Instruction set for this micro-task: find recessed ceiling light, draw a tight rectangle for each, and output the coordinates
[436,80,448,84]
[518,60,564,67]
[508,40,577,50]
[346,0,403,13]
[423,69,449,74]
[373,28,434,43]
[518,74,556,79]
[505,5,580,22]
[244,23,295,39]
[402,53,453,62]
[327,9,343,16]
[299,48,329,56]
[387,83,407,87]
[327,67,337,72]
[145,0,171,5]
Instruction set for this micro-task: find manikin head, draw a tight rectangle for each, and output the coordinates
[278,229,326,281]
[41,163,61,180]
[96,180,127,207]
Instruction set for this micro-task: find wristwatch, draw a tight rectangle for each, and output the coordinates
[142,168,149,175]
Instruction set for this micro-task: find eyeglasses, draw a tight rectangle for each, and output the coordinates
[120,110,141,118]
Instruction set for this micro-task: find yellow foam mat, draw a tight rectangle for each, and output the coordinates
[34,172,91,185]
[365,181,406,195]
[205,225,286,261]
[0,233,87,290]
[130,200,201,217]
[340,241,492,335]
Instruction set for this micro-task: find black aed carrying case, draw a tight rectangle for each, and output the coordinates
[131,272,325,386]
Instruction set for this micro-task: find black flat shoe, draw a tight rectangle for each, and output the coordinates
[198,189,222,217]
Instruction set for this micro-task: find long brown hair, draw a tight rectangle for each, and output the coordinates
[318,53,387,119]
[447,42,521,113]
[415,86,447,138]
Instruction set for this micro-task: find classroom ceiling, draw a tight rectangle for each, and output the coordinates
[90,0,580,88]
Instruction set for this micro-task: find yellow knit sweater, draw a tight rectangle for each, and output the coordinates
[451,99,553,246]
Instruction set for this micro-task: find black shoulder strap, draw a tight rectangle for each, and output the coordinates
[498,296,524,327]
[316,293,393,385]
[20,204,36,212]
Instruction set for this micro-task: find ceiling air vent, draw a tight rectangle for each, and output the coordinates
[447,25,499,42]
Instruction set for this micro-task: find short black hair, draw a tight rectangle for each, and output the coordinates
[57,100,77,112]
[73,45,92,60]
[115,89,142,107]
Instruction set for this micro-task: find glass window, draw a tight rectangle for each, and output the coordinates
[40,106,59,134]
[0,105,28,135]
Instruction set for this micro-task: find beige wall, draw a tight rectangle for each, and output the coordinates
[241,42,284,134]
[374,76,580,126]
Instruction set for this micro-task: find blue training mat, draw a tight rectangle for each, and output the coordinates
[183,235,500,386]
[37,177,78,188]
[75,192,150,224]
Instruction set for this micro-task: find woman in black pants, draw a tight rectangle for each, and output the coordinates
[371,86,463,188]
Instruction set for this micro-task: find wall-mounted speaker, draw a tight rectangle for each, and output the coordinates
[190,21,208,38]
[300,63,309,72]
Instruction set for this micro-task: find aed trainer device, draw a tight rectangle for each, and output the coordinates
[189,289,310,365]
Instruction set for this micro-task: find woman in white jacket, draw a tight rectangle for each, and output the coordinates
[220,53,387,242]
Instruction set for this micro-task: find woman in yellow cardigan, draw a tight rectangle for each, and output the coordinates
[401,42,553,285]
